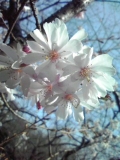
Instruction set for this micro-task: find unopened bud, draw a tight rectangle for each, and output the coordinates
[76,11,85,19]
[23,45,31,54]
[37,101,42,110]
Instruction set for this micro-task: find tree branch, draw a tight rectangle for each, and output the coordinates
[3,0,28,43]
[40,0,94,27]
[30,0,41,30]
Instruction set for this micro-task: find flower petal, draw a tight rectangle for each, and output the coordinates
[66,80,80,93]
[92,66,115,76]
[43,18,68,49]
[0,69,14,82]
[92,54,113,68]
[31,29,49,51]
[55,59,68,71]
[81,99,100,110]
[70,28,87,41]
[56,105,68,119]
[6,72,20,88]
[43,21,56,49]
[33,29,47,44]
[74,54,86,67]
[81,48,93,67]
[63,64,78,76]
[22,66,37,79]
[0,43,18,61]
[27,41,44,53]
[38,63,57,82]
[21,75,31,96]
[46,94,61,106]
[17,43,25,57]
[93,74,115,92]
[73,106,84,122]
[82,46,92,54]
[44,105,57,114]
[92,78,107,97]
[11,60,23,69]
[36,60,50,75]
[81,81,90,100]
[0,83,7,93]
[72,94,80,108]
[22,53,45,64]
[60,39,80,54]
[0,55,13,66]
[30,81,44,91]
[54,18,69,49]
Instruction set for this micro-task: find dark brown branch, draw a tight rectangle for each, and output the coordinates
[40,0,94,26]
[30,0,41,30]
[0,16,17,42]
[3,0,28,43]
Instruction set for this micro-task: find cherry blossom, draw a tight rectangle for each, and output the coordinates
[27,63,61,109]
[22,45,31,54]
[0,43,37,96]
[76,11,85,19]
[0,18,116,122]
[20,18,87,69]
[63,47,116,104]
[45,77,81,119]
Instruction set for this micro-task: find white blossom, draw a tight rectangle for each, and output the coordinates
[63,47,116,106]
[0,43,37,96]
[0,18,117,123]
[20,18,87,70]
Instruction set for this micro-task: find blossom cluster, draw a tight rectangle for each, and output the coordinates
[0,18,116,122]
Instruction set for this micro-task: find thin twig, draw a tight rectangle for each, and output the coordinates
[44,121,53,158]
[3,0,28,43]
[1,17,17,42]
[1,93,27,122]
[46,149,73,160]
[40,0,94,26]
[0,121,36,147]
[30,0,41,30]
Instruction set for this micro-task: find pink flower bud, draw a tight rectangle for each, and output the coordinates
[22,45,31,54]
[37,101,42,110]
[32,74,38,80]
[20,63,29,67]
[76,11,85,19]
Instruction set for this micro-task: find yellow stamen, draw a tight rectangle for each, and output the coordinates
[64,94,73,101]
[80,67,91,82]
[87,76,90,82]
[50,51,59,61]
[45,56,49,60]
[47,85,52,92]
[17,69,22,73]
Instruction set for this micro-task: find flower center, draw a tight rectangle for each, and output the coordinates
[50,50,59,61]
[64,94,79,108]
[80,67,90,82]
[47,84,52,92]
[17,69,22,73]
[64,94,73,101]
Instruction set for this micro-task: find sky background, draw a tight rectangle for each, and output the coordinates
[1,1,120,159]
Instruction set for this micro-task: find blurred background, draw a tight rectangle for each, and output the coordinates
[0,0,120,159]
